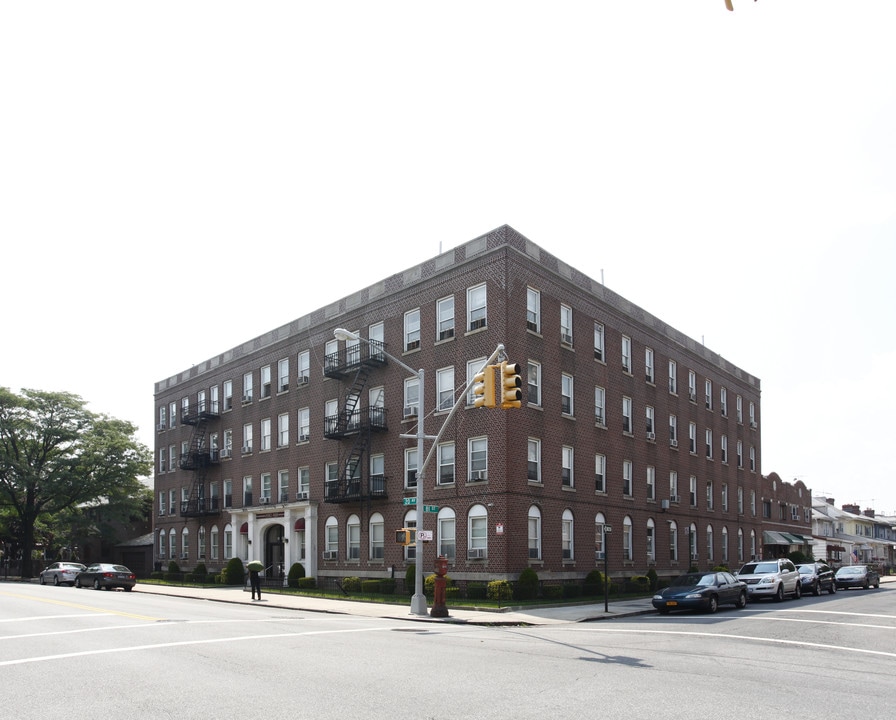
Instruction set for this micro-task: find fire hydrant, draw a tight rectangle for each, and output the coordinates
[430,555,450,618]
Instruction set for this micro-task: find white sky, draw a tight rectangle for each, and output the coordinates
[3,2,894,512]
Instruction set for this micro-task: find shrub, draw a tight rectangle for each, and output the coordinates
[342,576,362,593]
[191,563,208,583]
[296,577,316,589]
[712,565,729,573]
[466,582,488,600]
[515,567,540,600]
[424,573,452,596]
[562,582,582,599]
[150,571,164,581]
[222,557,245,585]
[583,569,606,596]
[646,568,659,592]
[487,580,513,602]
[627,576,651,594]
[380,579,396,595]
[542,584,563,600]
[167,560,181,574]
[287,563,306,588]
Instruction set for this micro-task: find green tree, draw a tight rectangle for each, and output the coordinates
[0,388,151,577]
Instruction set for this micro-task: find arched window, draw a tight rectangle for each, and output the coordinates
[223,524,233,559]
[198,527,206,560]
[750,529,757,560]
[168,528,176,561]
[369,512,384,560]
[646,518,656,563]
[737,527,744,563]
[347,514,360,560]
[210,526,219,561]
[437,507,456,561]
[325,516,338,557]
[721,527,729,564]
[562,509,574,560]
[688,523,698,563]
[706,524,714,562]
[595,513,607,560]
[669,520,678,562]
[403,509,418,561]
[468,504,488,560]
[623,516,633,561]
[528,506,542,560]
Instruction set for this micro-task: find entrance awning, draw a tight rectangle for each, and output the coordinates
[827,544,846,552]
[781,533,807,544]
[294,518,305,531]
[239,522,248,534]
[763,531,791,545]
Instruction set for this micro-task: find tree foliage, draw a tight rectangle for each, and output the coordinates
[0,387,151,576]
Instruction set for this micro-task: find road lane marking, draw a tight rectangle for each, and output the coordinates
[0,626,405,667]
[0,590,162,622]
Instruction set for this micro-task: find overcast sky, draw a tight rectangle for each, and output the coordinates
[3,2,894,513]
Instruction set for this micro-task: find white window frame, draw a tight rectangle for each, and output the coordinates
[437,295,455,341]
[467,283,487,331]
[526,287,540,333]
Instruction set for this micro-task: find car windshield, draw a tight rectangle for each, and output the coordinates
[838,567,862,575]
[672,573,715,587]
[740,562,778,574]
[798,566,814,575]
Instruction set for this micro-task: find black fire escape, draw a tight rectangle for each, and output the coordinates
[179,399,221,517]
[323,339,389,503]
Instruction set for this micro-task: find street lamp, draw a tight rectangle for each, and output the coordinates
[334,328,430,616]
[603,525,613,613]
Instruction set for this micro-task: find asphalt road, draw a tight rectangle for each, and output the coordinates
[2,582,894,719]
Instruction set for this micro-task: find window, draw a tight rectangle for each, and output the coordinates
[347,515,361,560]
[562,446,574,488]
[737,439,743,468]
[405,448,418,488]
[526,288,540,333]
[437,295,455,341]
[688,524,698,561]
[468,505,488,559]
[274,470,287,502]
[646,406,655,437]
[721,435,728,464]
[527,361,541,406]
[670,471,679,501]
[594,322,604,361]
[749,401,756,428]
[242,423,253,454]
[242,372,253,403]
[158,405,167,430]
[669,414,678,446]
[158,449,167,474]
[706,525,714,562]
[466,358,486,406]
[738,528,744,563]
[689,421,697,453]
[560,304,573,345]
[721,483,728,512]
[594,386,606,426]
[278,413,289,448]
[721,527,729,564]
[224,524,233,559]
[595,513,607,559]
[436,366,454,411]
[158,491,166,515]
[749,445,756,471]
[438,508,456,561]
[404,377,420,418]
[623,516,633,561]
[223,479,233,508]
[243,475,253,506]
[260,473,272,502]
[297,407,310,442]
[737,486,744,514]
[705,379,712,410]
[260,418,271,452]
[595,454,606,493]
[622,396,633,434]
[181,528,189,558]
[278,358,289,392]
[369,513,385,560]
[621,335,632,373]
[169,401,177,427]
[528,438,541,482]
[751,490,756,516]
[325,516,339,555]
[437,442,455,485]
[646,465,655,501]
[668,360,677,394]
[706,480,714,510]
[646,519,656,563]
[223,381,232,411]
[645,347,654,383]
[467,284,487,331]
[298,466,310,497]
[561,373,574,415]
[669,521,678,562]
[705,428,713,459]
[528,506,542,560]
[211,527,219,561]
[404,308,421,351]
[562,509,574,560]
[297,350,310,385]
[623,459,632,496]
[181,396,189,419]
[720,387,728,416]
[689,476,697,507]
[736,395,743,423]
[688,370,697,402]
[468,437,488,481]
[260,365,271,399]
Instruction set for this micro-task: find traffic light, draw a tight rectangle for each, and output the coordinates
[395,528,414,546]
[499,361,522,409]
[472,364,496,408]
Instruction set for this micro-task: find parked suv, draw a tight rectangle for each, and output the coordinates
[735,558,802,601]
[796,562,836,596]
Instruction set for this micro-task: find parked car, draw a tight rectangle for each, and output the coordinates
[74,563,137,591]
[735,558,801,601]
[39,562,87,586]
[652,571,747,614]
[796,562,836,596]
[834,565,880,590]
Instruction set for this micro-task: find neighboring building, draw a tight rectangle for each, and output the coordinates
[153,225,768,590]
[811,497,896,570]
[757,473,813,559]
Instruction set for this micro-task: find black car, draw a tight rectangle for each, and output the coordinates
[74,563,137,591]
[652,571,747,614]
[796,562,836,596]
[834,565,880,590]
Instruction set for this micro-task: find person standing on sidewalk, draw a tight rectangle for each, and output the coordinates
[249,566,262,600]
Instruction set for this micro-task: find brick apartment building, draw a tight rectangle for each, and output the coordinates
[153,225,770,589]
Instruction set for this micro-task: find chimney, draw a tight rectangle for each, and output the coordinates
[826,498,835,505]
[864,508,875,518]
[842,503,860,515]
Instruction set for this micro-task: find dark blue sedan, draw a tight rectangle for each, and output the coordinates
[652,571,747,615]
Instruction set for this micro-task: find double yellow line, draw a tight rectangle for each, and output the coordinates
[0,590,162,622]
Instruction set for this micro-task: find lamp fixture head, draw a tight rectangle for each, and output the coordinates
[333,328,360,342]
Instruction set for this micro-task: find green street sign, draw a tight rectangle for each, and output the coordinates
[423,505,439,513]
[402,498,417,506]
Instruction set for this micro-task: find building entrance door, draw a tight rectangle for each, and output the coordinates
[264,525,285,579]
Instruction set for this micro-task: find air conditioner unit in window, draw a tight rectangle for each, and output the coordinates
[661,499,670,510]
[298,434,309,442]
[297,376,309,386]
[561,332,573,346]
[646,432,655,441]
[242,445,252,454]
[181,553,189,559]
[689,391,697,402]
[471,470,487,481]
[242,394,252,403]
[157,423,166,432]
[296,491,309,500]
[468,548,487,560]
[595,551,605,560]
[670,495,681,503]
[403,406,418,419]
[220,448,232,458]
[670,439,678,448]
[322,550,337,560]
[260,497,270,504]
[691,553,699,561]
[750,421,757,428]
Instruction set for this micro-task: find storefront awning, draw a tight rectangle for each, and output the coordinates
[763,531,791,545]
[781,533,808,544]
[827,544,846,553]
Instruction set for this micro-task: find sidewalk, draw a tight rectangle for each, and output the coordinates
[133,583,656,626]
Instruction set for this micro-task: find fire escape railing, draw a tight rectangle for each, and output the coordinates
[179,400,221,517]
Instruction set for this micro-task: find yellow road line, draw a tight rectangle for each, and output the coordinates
[0,590,162,622]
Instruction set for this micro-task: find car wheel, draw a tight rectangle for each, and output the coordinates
[863,581,869,590]
[829,582,836,594]
[735,591,747,609]
[93,579,101,590]
[774,584,785,602]
[39,575,45,585]
[874,581,880,589]
[75,578,82,588]
[707,596,719,614]
[813,581,821,596]
[793,582,801,599]
[54,575,60,586]
[124,586,133,592]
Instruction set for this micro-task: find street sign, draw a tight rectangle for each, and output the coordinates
[423,505,439,513]
[417,530,433,542]
[402,498,417,506]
